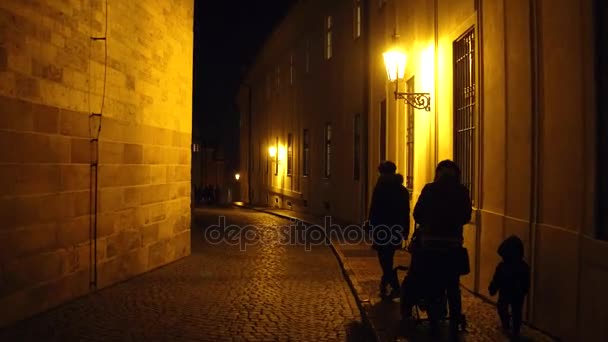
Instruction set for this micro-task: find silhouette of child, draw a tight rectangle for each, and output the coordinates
[489,235,530,338]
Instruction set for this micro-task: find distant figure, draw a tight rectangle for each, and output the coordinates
[412,159,472,335]
[368,161,410,300]
[489,235,530,339]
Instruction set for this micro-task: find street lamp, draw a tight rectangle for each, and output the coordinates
[235,173,240,181]
[383,48,431,111]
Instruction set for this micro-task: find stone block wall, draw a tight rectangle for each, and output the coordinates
[0,0,193,326]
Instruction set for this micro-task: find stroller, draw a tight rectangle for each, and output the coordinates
[395,225,467,331]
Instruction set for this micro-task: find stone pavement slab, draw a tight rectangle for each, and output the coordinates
[238,204,556,342]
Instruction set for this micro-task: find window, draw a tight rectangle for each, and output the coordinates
[325,16,333,60]
[380,99,387,161]
[274,136,279,176]
[453,28,476,202]
[287,133,293,176]
[597,0,608,240]
[406,77,415,192]
[266,74,271,99]
[354,114,361,180]
[354,0,361,38]
[290,54,294,85]
[303,129,310,176]
[324,123,332,178]
[305,39,311,73]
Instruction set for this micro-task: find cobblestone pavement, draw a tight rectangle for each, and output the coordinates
[0,207,374,341]
[242,205,556,342]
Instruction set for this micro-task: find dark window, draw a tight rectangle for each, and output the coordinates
[290,54,294,85]
[354,114,361,180]
[303,129,310,176]
[453,28,476,203]
[287,133,293,176]
[324,123,332,178]
[597,0,608,240]
[353,0,362,39]
[325,16,333,60]
[380,99,387,162]
[406,77,415,192]
[305,40,311,74]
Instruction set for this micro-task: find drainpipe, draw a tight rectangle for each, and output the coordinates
[528,0,541,323]
[241,82,253,205]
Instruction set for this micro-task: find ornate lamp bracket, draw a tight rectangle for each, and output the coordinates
[394,91,431,111]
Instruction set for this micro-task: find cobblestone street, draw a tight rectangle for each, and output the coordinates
[0,207,372,341]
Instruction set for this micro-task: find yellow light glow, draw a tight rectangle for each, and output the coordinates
[235,173,240,181]
[383,49,407,81]
[420,45,434,92]
[278,146,287,162]
[268,146,277,158]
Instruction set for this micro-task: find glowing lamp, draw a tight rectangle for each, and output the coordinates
[268,146,277,158]
[383,49,407,82]
[382,47,431,111]
[235,173,240,181]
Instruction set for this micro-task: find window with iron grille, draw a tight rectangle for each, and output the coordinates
[354,114,361,180]
[380,99,387,162]
[453,28,476,202]
[406,77,415,192]
[324,123,332,178]
[597,0,608,240]
[287,133,293,176]
[325,16,333,60]
[303,129,310,176]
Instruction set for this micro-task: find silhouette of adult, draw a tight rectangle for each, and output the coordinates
[368,161,410,299]
[412,160,472,335]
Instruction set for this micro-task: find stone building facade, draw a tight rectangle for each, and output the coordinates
[0,0,193,326]
[240,0,608,339]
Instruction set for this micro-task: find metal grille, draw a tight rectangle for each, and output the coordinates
[380,100,387,161]
[453,28,476,200]
[406,77,415,192]
[325,124,332,178]
[354,114,361,180]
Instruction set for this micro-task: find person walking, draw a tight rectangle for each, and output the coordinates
[489,235,530,339]
[368,161,410,300]
[412,159,472,336]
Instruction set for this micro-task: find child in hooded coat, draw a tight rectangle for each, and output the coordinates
[489,235,531,338]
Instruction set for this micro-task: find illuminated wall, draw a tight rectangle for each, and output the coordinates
[240,0,367,223]
[368,0,605,340]
[0,0,193,326]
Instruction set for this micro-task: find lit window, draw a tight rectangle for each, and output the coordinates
[354,0,361,39]
[324,123,332,178]
[287,133,293,176]
[303,129,310,176]
[274,136,279,175]
[325,16,333,60]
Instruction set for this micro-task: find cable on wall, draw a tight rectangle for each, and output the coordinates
[87,0,108,289]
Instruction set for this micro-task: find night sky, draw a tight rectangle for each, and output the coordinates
[194,0,296,169]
